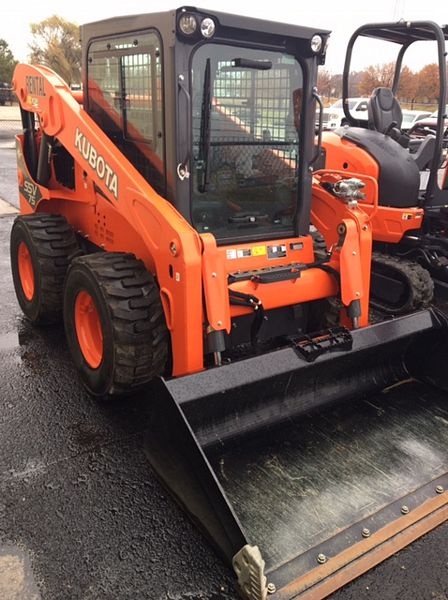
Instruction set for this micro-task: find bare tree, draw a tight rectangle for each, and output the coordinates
[357,62,395,96]
[29,15,81,85]
[414,63,440,103]
[396,66,418,105]
[317,68,332,101]
[329,73,343,99]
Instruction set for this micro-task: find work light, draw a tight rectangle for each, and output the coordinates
[179,13,197,35]
[310,34,323,53]
[200,17,216,38]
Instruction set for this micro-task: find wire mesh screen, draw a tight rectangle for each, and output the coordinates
[192,45,302,240]
[88,56,123,132]
[122,52,153,142]
[87,31,165,196]
[213,61,297,141]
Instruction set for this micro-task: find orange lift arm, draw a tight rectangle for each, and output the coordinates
[13,63,204,377]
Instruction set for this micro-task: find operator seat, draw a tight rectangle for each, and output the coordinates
[368,86,436,170]
[368,87,408,148]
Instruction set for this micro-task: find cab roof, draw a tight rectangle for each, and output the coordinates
[81,6,330,45]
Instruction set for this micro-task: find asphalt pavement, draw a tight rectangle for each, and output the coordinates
[0,148,19,209]
[0,211,236,600]
[0,145,448,599]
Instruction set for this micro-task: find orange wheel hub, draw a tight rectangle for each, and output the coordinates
[74,290,104,368]
[18,241,35,301]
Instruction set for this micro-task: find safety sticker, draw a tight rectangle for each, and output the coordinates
[226,249,237,260]
[27,96,39,107]
[237,248,252,258]
[268,244,287,259]
[252,245,267,256]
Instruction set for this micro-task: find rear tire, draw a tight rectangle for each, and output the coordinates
[10,214,79,324]
[63,252,169,397]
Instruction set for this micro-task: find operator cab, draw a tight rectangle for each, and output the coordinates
[81,7,329,244]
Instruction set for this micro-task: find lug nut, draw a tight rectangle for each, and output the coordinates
[267,582,276,594]
[436,485,444,494]
[401,505,409,515]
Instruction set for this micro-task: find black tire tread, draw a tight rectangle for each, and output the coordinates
[12,213,79,323]
[71,252,168,395]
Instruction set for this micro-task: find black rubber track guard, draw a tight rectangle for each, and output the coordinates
[144,309,448,599]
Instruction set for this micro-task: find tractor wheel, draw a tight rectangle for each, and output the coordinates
[63,252,169,397]
[10,214,79,324]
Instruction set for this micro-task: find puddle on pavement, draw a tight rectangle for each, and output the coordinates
[0,545,41,599]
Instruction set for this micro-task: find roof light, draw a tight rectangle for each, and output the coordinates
[200,17,216,39]
[311,34,323,53]
[179,14,197,35]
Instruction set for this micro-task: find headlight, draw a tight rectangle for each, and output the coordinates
[310,35,323,53]
[178,13,198,35]
[200,17,216,38]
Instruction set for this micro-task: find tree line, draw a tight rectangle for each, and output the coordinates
[0,15,80,85]
[318,62,442,107]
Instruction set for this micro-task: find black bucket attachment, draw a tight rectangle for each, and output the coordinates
[144,309,448,600]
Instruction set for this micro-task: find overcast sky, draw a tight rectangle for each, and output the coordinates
[1,0,447,73]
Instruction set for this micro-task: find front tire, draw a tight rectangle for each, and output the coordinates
[63,252,169,397]
[10,214,79,324]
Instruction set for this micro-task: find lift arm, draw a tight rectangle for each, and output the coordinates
[13,63,203,377]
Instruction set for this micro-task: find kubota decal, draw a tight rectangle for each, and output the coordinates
[74,128,118,199]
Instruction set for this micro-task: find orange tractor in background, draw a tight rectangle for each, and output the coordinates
[10,8,448,600]
[319,21,448,312]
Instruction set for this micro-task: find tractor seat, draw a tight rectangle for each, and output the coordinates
[368,87,409,148]
[368,87,436,171]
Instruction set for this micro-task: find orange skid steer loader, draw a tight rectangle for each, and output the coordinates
[10,7,448,600]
